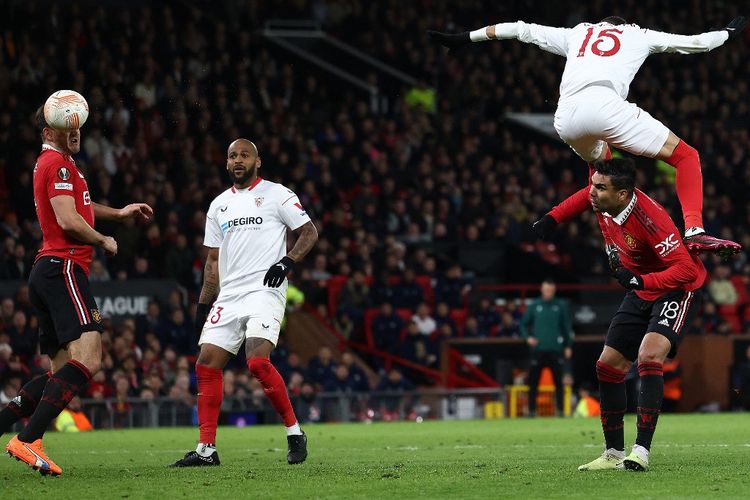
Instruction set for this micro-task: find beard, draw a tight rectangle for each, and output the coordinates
[230,165,257,186]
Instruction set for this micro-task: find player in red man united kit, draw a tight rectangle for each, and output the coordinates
[3,104,152,476]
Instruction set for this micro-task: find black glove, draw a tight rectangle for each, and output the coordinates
[613,267,644,290]
[607,247,621,272]
[195,303,211,337]
[725,16,748,39]
[426,30,471,50]
[264,256,295,288]
[532,214,557,240]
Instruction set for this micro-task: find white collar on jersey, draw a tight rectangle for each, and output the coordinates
[42,143,65,154]
[612,192,637,226]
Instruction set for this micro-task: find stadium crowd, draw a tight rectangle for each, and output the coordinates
[2,0,750,420]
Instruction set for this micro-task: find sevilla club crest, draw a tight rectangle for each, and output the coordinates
[255,197,264,208]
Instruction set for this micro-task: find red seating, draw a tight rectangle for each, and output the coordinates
[449,308,468,336]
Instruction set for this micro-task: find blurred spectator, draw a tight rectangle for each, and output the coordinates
[411,303,436,336]
[397,321,438,382]
[497,312,522,338]
[369,271,395,306]
[54,396,93,432]
[375,368,416,415]
[434,264,471,308]
[433,302,456,335]
[337,269,369,326]
[339,352,370,392]
[293,381,322,424]
[307,346,337,387]
[474,298,501,336]
[371,302,404,352]
[707,265,738,306]
[393,268,424,309]
[89,259,112,282]
[333,311,355,340]
[7,310,36,362]
[463,316,482,338]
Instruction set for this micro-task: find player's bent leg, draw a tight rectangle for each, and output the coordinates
[0,373,50,438]
[655,132,741,255]
[170,344,231,467]
[579,348,631,472]
[624,333,670,472]
[246,336,307,464]
[16,332,97,445]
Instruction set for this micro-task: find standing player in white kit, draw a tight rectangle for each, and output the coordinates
[428,15,747,255]
[171,139,318,467]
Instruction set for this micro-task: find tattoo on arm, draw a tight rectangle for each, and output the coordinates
[287,222,318,262]
[199,251,220,305]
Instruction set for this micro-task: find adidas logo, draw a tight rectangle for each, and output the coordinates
[10,395,22,406]
[630,277,639,285]
[658,318,670,327]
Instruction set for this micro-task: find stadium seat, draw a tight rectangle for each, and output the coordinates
[449,308,468,337]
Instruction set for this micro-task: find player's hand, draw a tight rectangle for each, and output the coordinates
[526,336,539,347]
[532,214,557,240]
[612,267,644,290]
[101,236,118,256]
[426,30,471,50]
[607,246,621,272]
[724,16,748,39]
[264,256,295,288]
[119,203,153,222]
[195,303,211,337]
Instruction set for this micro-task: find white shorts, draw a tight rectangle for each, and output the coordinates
[198,290,285,355]
[553,85,670,162]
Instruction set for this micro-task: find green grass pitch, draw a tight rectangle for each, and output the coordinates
[1,414,748,499]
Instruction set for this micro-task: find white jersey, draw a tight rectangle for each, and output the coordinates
[500,21,729,100]
[204,178,311,299]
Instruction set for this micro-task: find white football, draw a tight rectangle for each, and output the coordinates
[43,90,89,130]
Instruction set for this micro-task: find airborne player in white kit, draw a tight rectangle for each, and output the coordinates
[171,139,318,467]
[428,16,747,256]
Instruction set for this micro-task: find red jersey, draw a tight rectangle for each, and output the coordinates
[598,189,706,300]
[33,144,95,273]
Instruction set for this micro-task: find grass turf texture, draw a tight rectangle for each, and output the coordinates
[2,414,748,499]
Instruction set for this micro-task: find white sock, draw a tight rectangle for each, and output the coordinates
[684,226,705,237]
[605,448,625,459]
[285,423,302,436]
[195,443,216,457]
[632,444,650,462]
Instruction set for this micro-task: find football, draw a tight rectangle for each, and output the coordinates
[43,89,89,130]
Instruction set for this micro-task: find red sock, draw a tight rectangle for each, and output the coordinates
[196,364,223,444]
[665,140,703,229]
[247,357,297,427]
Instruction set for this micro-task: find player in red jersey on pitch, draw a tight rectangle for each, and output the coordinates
[553,158,705,472]
[2,104,152,476]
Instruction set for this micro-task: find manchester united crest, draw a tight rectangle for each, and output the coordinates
[255,197,264,208]
[58,167,71,180]
[91,309,101,323]
[623,233,637,249]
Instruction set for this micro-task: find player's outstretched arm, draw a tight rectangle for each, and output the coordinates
[648,17,746,54]
[93,202,153,222]
[428,21,569,55]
